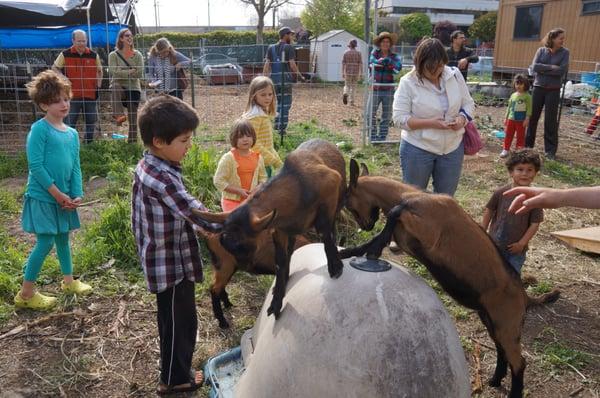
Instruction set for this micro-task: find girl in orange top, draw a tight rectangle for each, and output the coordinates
[213,119,267,212]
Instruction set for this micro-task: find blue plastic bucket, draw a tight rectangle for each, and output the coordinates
[581,72,600,88]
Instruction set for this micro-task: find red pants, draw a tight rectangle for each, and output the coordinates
[504,119,525,150]
[585,106,600,135]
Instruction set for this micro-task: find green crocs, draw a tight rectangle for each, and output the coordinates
[14,291,57,310]
[61,279,92,295]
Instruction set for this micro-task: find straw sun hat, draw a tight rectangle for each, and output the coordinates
[374,31,398,46]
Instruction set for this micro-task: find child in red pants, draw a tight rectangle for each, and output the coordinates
[501,74,532,158]
[585,104,600,137]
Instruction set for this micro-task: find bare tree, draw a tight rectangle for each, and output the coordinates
[239,0,296,44]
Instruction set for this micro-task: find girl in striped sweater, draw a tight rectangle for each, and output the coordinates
[243,76,283,177]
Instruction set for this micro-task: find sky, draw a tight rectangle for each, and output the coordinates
[134,0,307,28]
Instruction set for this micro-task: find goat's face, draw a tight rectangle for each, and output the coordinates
[345,159,380,231]
[207,205,276,264]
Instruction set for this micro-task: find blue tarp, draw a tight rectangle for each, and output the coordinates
[0,23,125,49]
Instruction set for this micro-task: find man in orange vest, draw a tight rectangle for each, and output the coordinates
[53,29,103,143]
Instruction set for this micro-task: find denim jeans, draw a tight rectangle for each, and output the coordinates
[400,139,464,196]
[274,84,292,133]
[371,89,394,142]
[498,248,526,274]
[67,98,97,143]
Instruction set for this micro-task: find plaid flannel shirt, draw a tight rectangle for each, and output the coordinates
[131,151,208,293]
[369,48,402,90]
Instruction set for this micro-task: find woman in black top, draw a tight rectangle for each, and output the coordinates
[526,28,569,159]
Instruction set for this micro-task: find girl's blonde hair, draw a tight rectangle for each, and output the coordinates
[246,76,276,116]
[26,69,71,106]
[149,37,177,63]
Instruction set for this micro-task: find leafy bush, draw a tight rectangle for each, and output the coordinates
[80,196,138,271]
[469,12,497,43]
[398,13,432,44]
[79,141,142,181]
[181,143,221,210]
[137,30,280,48]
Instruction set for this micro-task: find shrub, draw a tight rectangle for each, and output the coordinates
[469,12,497,43]
[398,13,432,44]
[136,30,280,48]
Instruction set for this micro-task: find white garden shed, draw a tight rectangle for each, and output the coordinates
[310,30,368,82]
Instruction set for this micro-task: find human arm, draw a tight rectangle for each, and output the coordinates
[96,54,103,87]
[174,51,191,69]
[108,52,132,80]
[505,186,600,213]
[459,48,478,69]
[481,207,494,231]
[545,49,569,76]
[130,51,144,79]
[289,59,305,81]
[69,130,83,203]
[531,47,568,76]
[392,77,453,130]
[249,117,283,168]
[508,222,540,254]
[52,53,66,77]
[256,155,268,184]
[263,46,272,75]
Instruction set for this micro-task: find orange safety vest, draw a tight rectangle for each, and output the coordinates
[61,47,98,100]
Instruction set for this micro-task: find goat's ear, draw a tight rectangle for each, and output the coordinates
[250,210,277,232]
[191,208,229,223]
[349,159,359,188]
[360,162,369,176]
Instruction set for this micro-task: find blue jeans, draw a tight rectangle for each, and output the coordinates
[400,140,464,196]
[274,84,292,133]
[371,89,394,142]
[67,98,97,143]
[498,248,526,274]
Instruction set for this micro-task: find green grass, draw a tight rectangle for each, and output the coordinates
[528,280,554,295]
[0,152,28,180]
[543,160,600,186]
[79,140,143,181]
[538,341,592,372]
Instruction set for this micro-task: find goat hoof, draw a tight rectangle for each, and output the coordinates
[223,300,233,309]
[218,319,230,329]
[328,266,343,279]
[487,377,502,388]
[267,303,282,319]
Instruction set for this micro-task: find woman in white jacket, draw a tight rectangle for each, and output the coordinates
[393,38,474,196]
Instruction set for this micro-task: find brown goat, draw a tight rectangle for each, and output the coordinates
[197,227,310,328]
[193,139,346,319]
[340,159,560,398]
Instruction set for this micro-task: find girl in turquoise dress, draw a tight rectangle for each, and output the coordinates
[15,70,92,311]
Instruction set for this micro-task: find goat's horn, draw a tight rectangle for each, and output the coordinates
[251,210,277,231]
[191,208,229,223]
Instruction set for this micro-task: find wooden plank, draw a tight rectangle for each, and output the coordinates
[551,227,600,254]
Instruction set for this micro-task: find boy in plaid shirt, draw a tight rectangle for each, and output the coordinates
[132,95,208,395]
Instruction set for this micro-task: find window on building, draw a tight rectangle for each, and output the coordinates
[513,5,543,39]
[582,0,600,15]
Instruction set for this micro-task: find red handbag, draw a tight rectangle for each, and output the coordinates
[463,120,484,155]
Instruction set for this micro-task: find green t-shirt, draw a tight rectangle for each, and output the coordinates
[505,92,532,122]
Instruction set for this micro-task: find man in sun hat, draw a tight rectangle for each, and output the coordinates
[369,31,402,143]
[263,26,305,136]
[342,39,363,106]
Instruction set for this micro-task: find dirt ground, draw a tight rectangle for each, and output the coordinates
[0,84,599,398]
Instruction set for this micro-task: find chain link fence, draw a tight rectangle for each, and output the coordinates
[0,44,597,154]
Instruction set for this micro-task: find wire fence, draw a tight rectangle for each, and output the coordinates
[0,44,598,154]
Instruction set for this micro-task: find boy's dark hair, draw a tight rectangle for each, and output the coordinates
[138,94,199,146]
[229,119,257,147]
[26,69,72,106]
[413,38,449,81]
[513,74,530,91]
[505,149,542,172]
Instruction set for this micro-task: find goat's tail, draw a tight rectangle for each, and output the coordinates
[526,288,561,308]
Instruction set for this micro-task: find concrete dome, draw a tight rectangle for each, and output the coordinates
[236,244,470,398]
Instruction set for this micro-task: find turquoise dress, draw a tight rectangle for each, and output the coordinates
[22,118,82,234]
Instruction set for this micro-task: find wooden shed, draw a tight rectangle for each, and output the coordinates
[493,0,600,78]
